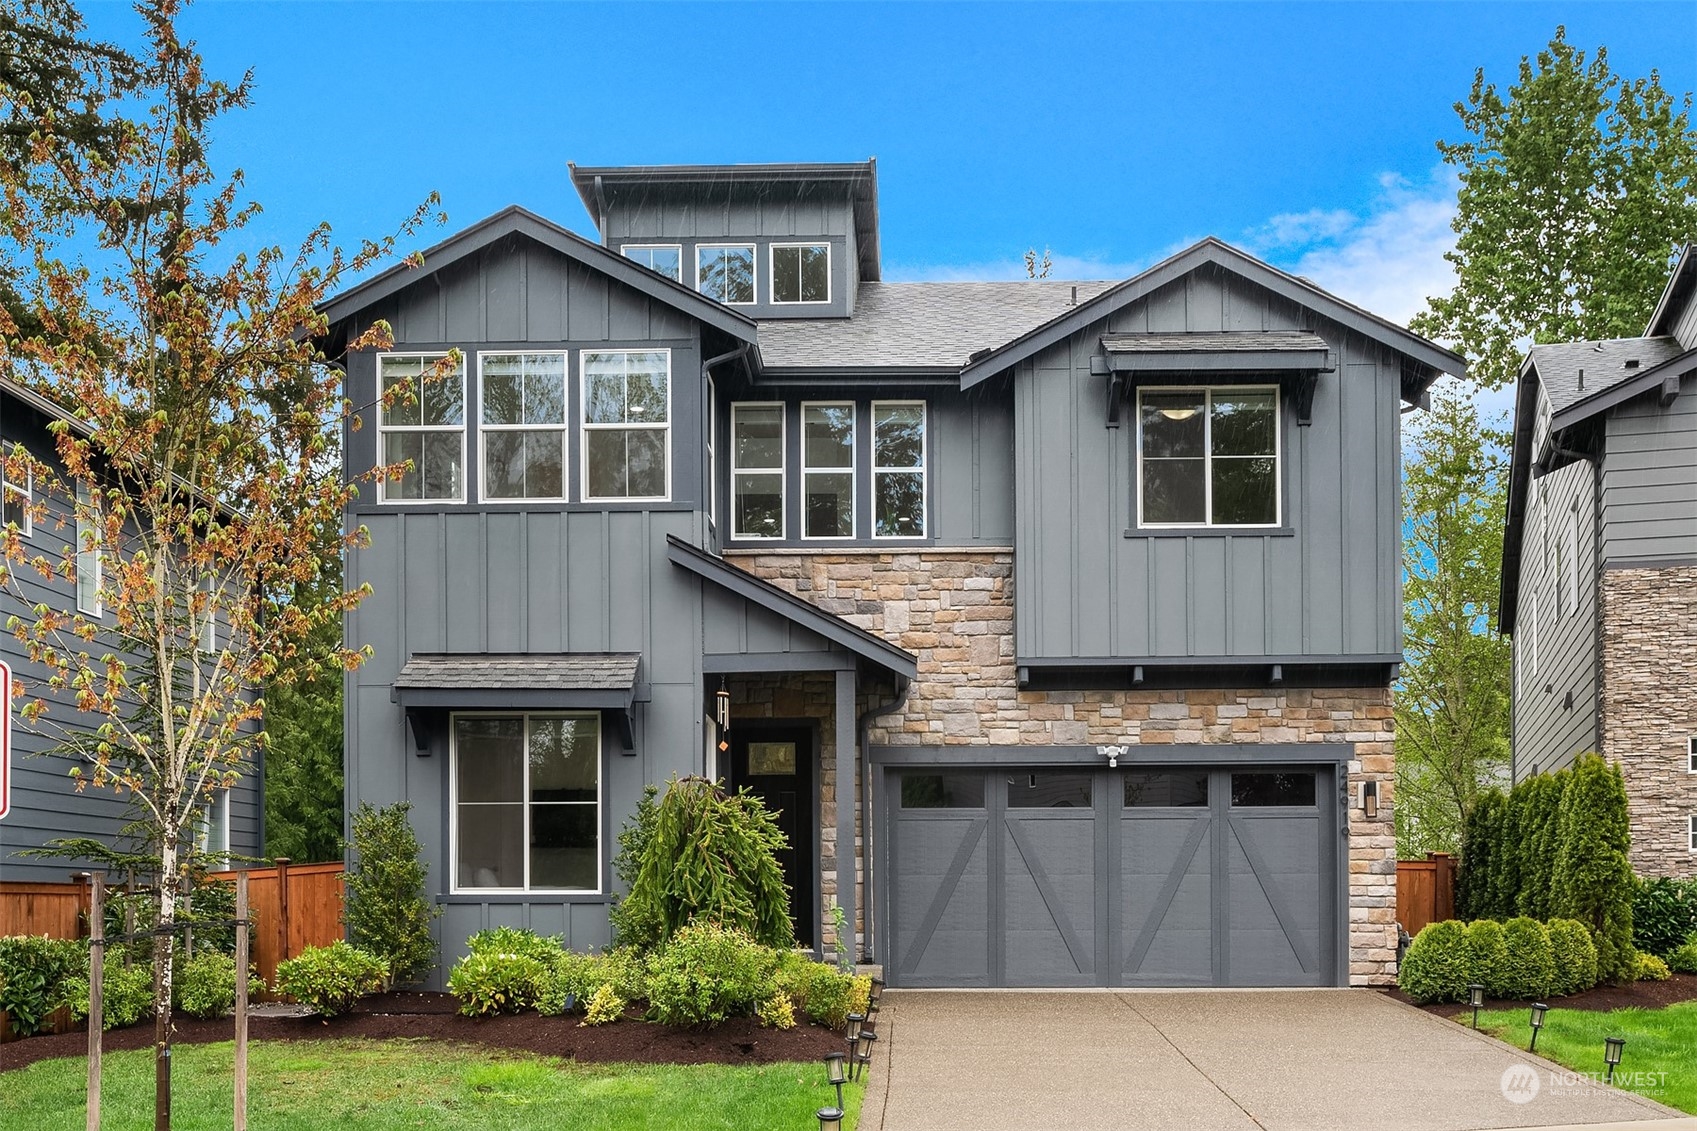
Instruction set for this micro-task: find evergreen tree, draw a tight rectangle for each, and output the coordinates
[1456,789,1505,921]
[1518,770,1569,920]
[1552,754,1635,982]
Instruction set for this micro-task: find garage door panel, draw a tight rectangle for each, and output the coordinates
[893,815,990,985]
[1121,813,1213,984]
[1003,815,1097,984]
[1226,813,1322,985]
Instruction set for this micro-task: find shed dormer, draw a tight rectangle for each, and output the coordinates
[568,161,880,319]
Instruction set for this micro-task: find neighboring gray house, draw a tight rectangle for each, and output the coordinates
[318,161,1463,988]
[0,378,262,882]
[1502,244,1697,878]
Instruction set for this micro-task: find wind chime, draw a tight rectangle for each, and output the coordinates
[715,676,732,755]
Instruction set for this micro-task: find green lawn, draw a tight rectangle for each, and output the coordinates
[1476,1001,1697,1115]
[0,1038,864,1131]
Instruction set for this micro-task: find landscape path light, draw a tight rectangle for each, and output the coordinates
[853,1028,878,1081]
[1528,1004,1548,1053]
[845,1012,864,1042]
[1468,984,1485,1029]
[816,1106,843,1131]
[824,1052,847,1110]
[1603,1036,1625,1083]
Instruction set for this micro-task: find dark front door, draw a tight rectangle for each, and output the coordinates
[729,726,814,947]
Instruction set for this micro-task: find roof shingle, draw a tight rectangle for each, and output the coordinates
[393,653,640,692]
[1528,336,1685,413]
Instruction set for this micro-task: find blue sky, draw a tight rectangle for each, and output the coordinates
[83,1,1695,331]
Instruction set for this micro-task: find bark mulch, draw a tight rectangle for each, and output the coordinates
[0,991,850,1074]
[1384,971,1697,1019]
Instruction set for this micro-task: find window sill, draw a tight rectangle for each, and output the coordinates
[1124,526,1295,539]
[440,893,610,905]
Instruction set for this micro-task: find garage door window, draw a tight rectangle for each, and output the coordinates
[900,771,985,809]
[1124,771,1209,807]
[1009,771,1093,808]
[1230,772,1316,807]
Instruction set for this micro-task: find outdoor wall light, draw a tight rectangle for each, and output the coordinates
[1603,1036,1626,1083]
[1468,983,1485,1028]
[1361,780,1379,819]
[816,1106,844,1131]
[1528,1003,1548,1052]
[845,1012,864,1042]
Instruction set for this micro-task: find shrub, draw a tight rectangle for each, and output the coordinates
[344,802,441,986]
[1495,918,1556,1000]
[537,951,599,1016]
[1491,780,1532,924]
[1632,877,1697,958]
[1517,772,1569,920]
[65,963,154,1030]
[1551,754,1635,983]
[0,935,86,1037]
[582,984,624,1026]
[1465,920,1510,996]
[609,785,664,948]
[1547,919,1600,996]
[620,776,792,951]
[1636,952,1671,981]
[1397,920,1471,1003]
[1668,934,1697,975]
[1456,792,1504,922]
[275,941,386,1018]
[175,952,253,1020]
[757,991,796,1030]
[465,927,564,963]
[643,922,776,1027]
[448,950,550,1017]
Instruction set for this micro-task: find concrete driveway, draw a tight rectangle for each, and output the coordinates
[856,990,1694,1131]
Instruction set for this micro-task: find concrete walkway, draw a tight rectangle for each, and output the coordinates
[856,990,1694,1131]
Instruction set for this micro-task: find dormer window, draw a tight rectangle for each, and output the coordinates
[622,244,682,283]
[1137,387,1279,527]
[771,244,830,304]
[697,245,755,305]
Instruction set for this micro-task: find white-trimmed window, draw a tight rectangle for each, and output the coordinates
[452,713,601,892]
[197,789,230,857]
[2,460,30,536]
[480,352,567,500]
[1690,814,1697,853]
[802,402,854,538]
[76,483,100,616]
[873,401,926,538]
[198,574,217,654]
[697,245,756,305]
[1138,387,1279,526]
[1687,736,1696,774]
[378,353,465,502]
[622,244,683,283]
[1552,528,1566,618]
[582,350,670,500]
[771,243,830,304]
[731,403,784,539]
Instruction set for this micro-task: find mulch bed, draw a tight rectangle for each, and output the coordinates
[0,991,849,1074]
[1384,971,1697,1019]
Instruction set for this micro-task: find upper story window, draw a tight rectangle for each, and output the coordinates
[2,461,30,536]
[802,403,854,538]
[732,403,784,539]
[771,244,830,304]
[480,352,567,501]
[1687,735,1696,774]
[873,401,926,537]
[76,482,100,616]
[379,353,465,503]
[697,245,755,305]
[622,244,683,283]
[198,574,217,654]
[582,350,670,501]
[198,789,230,857]
[1138,387,1279,527]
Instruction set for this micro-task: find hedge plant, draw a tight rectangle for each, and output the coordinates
[344,802,440,986]
[1397,920,1471,1003]
[175,951,249,1020]
[447,950,551,1017]
[0,935,86,1037]
[1456,792,1504,922]
[643,922,776,1027]
[275,941,386,1018]
[1667,933,1697,975]
[1636,952,1671,982]
[1496,917,1556,1001]
[1465,920,1510,997]
[1551,755,1635,983]
[1547,918,1600,996]
[1632,877,1697,958]
[64,962,154,1030]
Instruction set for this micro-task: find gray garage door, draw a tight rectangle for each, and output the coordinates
[884,765,1339,988]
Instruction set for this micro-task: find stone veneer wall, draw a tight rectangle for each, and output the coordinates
[1601,566,1697,879]
[727,548,1401,986]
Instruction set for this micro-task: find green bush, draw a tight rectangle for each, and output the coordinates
[1551,754,1635,983]
[447,950,550,1017]
[757,991,795,1029]
[1495,918,1556,1000]
[344,802,441,986]
[0,935,86,1037]
[64,962,154,1030]
[1636,952,1671,981]
[773,953,861,1027]
[643,922,776,1027]
[1491,780,1532,924]
[582,984,624,1025]
[1517,771,1569,920]
[465,927,564,963]
[1632,877,1697,958]
[1547,918,1600,996]
[1456,792,1505,921]
[609,785,665,949]
[620,776,792,951]
[1465,920,1510,996]
[537,952,598,1016]
[175,951,254,1020]
[1397,920,1471,1003]
[275,941,386,1018]
[1667,933,1697,975]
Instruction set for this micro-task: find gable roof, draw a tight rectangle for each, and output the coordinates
[314,205,761,351]
[957,237,1465,396]
[568,160,882,282]
[757,280,1116,374]
[665,536,917,680]
[1646,242,1697,338]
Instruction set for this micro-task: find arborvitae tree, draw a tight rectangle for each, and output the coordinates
[1491,779,1533,920]
[1518,770,1570,920]
[1552,754,1635,982]
[1457,790,1505,921]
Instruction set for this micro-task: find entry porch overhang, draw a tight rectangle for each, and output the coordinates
[392,652,643,752]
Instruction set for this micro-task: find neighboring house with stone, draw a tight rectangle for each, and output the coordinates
[317,160,1463,989]
[1501,243,1697,878]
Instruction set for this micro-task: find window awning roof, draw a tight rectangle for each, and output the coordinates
[392,653,642,749]
[1098,331,1332,373]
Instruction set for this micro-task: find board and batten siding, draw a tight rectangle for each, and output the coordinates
[1599,371,1697,565]
[1012,266,1402,663]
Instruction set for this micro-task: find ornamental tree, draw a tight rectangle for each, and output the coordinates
[0,2,442,1124]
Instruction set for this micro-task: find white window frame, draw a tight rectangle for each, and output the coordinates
[1135,385,1282,529]
[76,482,101,617]
[769,242,832,306]
[376,352,466,504]
[197,789,230,856]
[1690,813,1697,853]
[448,711,603,895]
[579,348,672,503]
[801,401,856,540]
[620,243,684,283]
[1687,736,1696,774]
[871,400,928,539]
[476,351,570,503]
[2,461,31,537]
[1527,588,1539,679]
[696,244,757,306]
[731,402,785,540]
[198,574,217,654]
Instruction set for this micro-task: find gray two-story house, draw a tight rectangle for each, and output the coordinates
[1503,244,1697,878]
[319,161,1463,987]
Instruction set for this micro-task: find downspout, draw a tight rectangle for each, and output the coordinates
[856,674,911,964]
[701,344,750,547]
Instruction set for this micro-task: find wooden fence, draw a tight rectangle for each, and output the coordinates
[1395,852,1458,937]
